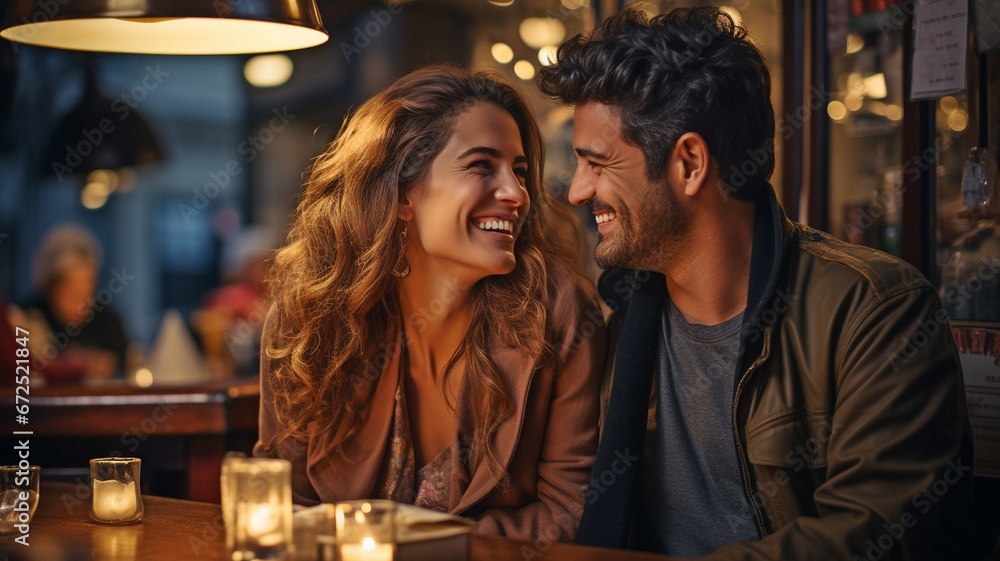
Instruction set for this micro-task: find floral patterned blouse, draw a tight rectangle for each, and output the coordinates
[376,377,464,512]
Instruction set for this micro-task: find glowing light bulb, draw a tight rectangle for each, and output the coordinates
[491,42,514,64]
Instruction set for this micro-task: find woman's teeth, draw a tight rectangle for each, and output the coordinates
[477,220,513,234]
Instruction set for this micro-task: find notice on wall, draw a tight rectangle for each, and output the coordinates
[827,0,850,54]
[910,0,969,101]
[967,390,1000,475]
[953,322,1000,476]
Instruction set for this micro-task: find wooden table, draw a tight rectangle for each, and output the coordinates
[0,482,687,560]
[0,379,260,502]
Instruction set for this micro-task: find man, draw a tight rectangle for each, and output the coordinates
[537,6,977,561]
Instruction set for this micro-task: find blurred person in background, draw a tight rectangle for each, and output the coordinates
[7,224,128,382]
[193,228,272,378]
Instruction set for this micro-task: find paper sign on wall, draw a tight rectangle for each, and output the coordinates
[827,0,850,54]
[911,0,969,100]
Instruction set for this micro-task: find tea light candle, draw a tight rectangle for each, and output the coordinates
[340,536,393,561]
[93,480,138,521]
[247,504,283,547]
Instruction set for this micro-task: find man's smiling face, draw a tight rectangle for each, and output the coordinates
[568,101,692,270]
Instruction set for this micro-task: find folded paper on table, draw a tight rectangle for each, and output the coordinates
[293,502,473,561]
[396,503,473,561]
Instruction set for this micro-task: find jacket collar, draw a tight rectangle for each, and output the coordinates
[306,326,403,503]
[453,345,537,513]
[739,187,794,367]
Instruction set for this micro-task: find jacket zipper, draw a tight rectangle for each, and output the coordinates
[733,331,771,538]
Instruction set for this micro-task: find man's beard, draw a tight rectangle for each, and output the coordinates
[592,178,691,271]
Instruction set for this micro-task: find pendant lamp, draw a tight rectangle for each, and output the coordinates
[44,64,163,178]
[0,0,328,54]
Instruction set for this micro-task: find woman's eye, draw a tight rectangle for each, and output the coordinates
[514,168,528,182]
[469,160,492,172]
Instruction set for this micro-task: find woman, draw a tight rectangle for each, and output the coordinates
[254,65,605,540]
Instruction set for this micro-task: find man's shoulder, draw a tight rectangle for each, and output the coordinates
[788,222,933,302]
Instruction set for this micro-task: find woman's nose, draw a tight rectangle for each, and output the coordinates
[497,169,528,207]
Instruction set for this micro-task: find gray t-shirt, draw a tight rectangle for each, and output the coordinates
[639,301,759,556]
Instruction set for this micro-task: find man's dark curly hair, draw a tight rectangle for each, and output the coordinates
[536,5,775,200]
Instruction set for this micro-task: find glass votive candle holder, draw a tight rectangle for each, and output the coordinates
[292,504,336,561]
[229,458,293,561]
[0,465,40,534]
[336,500,395,561]
[220,451,248,553]
[90,457,143,524]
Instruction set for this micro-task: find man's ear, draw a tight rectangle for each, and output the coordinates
[668,132,711,198]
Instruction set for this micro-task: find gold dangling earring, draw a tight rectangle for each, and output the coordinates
[391,221,411,278]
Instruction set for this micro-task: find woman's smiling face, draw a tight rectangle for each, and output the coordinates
[401,102,531,284]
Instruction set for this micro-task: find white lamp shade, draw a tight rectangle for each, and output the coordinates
[1,0,329,54]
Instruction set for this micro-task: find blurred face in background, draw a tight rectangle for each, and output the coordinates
[49,264,96,325]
